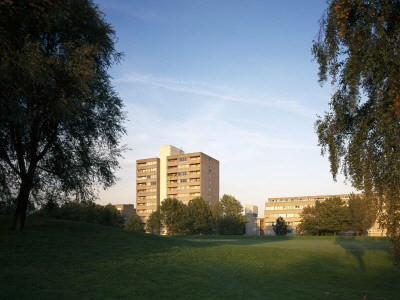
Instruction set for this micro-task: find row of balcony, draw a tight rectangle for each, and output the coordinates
[167,156,200,164]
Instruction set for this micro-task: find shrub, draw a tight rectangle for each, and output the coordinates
[125,214,144,232]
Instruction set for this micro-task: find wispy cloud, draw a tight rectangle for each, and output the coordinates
[116,72,318,118]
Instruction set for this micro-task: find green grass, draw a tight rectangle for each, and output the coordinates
[1,216,399,299]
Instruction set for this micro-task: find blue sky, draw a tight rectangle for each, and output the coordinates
[96,0,356,216]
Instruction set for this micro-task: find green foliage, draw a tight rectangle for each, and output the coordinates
[220,194,244,217]
[348,194,377,236]
[159,198,188,235]
[215,215,246,235]
[146,208,162,235]
[36,201,124,228]
[212,194,246,235]
[125,214,144,232]
[186,197,213,235]
[273,217,290,236]
[297,205,320,235]
[0,0,125,231]
[313,0,400,265]
[298,198,349,236]
[316,197,350,236]
[148,195,245,235]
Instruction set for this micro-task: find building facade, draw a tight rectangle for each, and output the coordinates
[113,204,136,222]
[245,205,259,236]
[136,145,219,224]
[264,194,386,236]
[136,158,160,223]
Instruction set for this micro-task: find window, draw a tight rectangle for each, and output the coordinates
[177,193,189,198]
[177,172,187,176]
[150,182,156,186]
[180,179,187,183]
[179,157,187,161]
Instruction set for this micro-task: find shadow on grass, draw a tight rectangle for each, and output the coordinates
[1,216,398,299]
[333,237,391,272]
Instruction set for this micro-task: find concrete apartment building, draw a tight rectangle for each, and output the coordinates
[264,194,386,236]
[136,145,219,224]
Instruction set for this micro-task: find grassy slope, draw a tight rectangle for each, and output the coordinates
[1,216,399,300]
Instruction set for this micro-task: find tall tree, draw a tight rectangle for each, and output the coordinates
[159,198,188,235]
[297,205,320,235]
[348,194,377,236]
[316,197,350,236]
[146,208,162,235]
[213,194,246,235]
[0,0,125,231]
[220,194,244,217]
[313,0,400,265]
[186,197,213,235]
[297,198,349,236]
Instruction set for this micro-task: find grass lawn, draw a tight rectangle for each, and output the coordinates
[1,215,399,299]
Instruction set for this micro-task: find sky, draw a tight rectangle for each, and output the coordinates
[96,0,357,216]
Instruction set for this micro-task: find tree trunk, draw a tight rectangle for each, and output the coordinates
[356,230,360,236]
[11,178,33,232]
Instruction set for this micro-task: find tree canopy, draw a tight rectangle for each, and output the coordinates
[125,214,144,232]
[273,217,290,236]
[313,0,400,265]
[297,197,350,236]
[186,197,213,235]
[159,198,188,235]
[0,0,125,231]
[348,194,377,236]
[212,194,246,235]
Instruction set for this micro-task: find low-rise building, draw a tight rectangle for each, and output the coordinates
[264,194,386,236]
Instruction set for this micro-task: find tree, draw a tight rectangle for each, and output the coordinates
[36,201,124,227]
[316,197,350,236]
[220,194,244,217]
[125,214,144,232]
[213,194,246,235]
[215,215,246,235]
[313,0,400,265]
[297,198,349,236]
[348,194,377,236]
[159,198,188,235]
[186,197,213,235]
[0,0,125,231]
[297,205,320,235]
[273,217,290,236]
[146,208,162,235]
